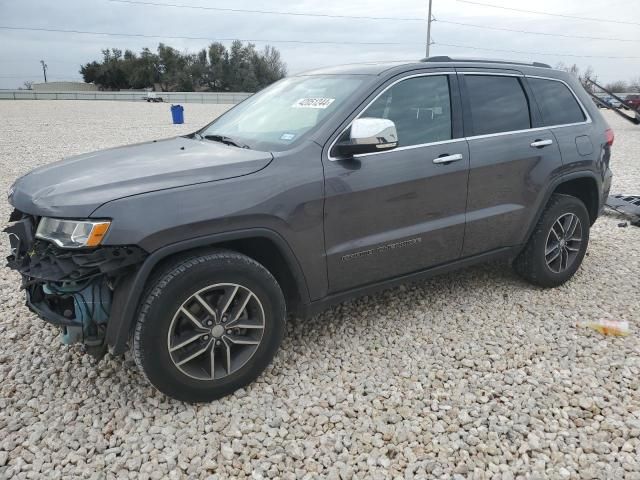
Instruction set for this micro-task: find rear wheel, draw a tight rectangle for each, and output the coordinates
[133,250,286,402]
[514,194,590,288]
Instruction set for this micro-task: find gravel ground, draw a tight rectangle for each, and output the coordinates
[0,101,638,480]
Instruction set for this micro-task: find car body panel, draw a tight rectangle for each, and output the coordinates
[92,140,329,300]
[10,137,273,218]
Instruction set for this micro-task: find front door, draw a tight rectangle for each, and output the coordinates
[322,73,469,293]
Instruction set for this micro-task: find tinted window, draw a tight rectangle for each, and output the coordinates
[465,75,531,135]
[358,75,452,147]
[528,78,586,126]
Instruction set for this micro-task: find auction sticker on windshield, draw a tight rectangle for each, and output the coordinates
[292,98,335,109]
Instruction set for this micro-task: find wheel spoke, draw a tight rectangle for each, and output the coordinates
[231,321,265,330]
[209,343,216,380]
[218,285,239,317]
[545,242,560,256]
[175,342,211,366]
[180,307,206,330]
[169,332,207,352]
[224,334,261,345]
[226,291,253,326]
[566,215,579,239]
[222,338,232,375]
[547,249,561,264]
[194,293,217,319]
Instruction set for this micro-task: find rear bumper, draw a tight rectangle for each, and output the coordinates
[601,168,613,214]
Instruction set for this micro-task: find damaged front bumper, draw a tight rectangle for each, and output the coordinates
[5,211,147,356]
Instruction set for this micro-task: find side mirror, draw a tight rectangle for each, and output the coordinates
[334,118,398,157]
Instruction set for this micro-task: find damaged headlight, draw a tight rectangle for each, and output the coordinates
[35,218,111,249]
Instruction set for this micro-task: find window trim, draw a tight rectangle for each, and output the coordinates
[327,71,592,160]
[327,71,458,161]
[459,72,591,141]
[461,73,534,138]
[525,74,591,129]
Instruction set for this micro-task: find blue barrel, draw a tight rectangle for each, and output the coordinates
[170,104,184,124]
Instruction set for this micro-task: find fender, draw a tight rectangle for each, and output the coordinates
[520,170,601,252]
[105,228,310,355]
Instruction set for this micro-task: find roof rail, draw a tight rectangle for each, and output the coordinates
[421,56,551,68]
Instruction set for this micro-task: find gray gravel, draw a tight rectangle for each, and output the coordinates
[0,101,639,480]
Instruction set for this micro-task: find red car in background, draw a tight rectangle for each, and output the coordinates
[625,94,640,110]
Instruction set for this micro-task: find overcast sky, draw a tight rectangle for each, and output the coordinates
[0,0,638,89]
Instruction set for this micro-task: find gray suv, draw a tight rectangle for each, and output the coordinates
[5,57,613,402]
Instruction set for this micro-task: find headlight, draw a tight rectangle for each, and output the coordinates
[35,218,111,249]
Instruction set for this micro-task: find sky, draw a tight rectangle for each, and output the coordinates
[0,0,638,89]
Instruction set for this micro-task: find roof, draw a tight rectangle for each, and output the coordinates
[299,57,553,77]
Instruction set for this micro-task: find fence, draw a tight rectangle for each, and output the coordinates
[0,90,253,104]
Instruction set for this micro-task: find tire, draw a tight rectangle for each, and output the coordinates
[513,194,590,288]
[133,250,286,402]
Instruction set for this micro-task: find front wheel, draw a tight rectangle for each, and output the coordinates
[133,250,286,402]
[513,194,590,288]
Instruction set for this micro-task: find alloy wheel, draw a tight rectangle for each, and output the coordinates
[167,283,265,381]
[544,213,583,274]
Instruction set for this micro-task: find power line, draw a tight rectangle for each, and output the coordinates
[107,0,426,22]
[0,25,414,45]
[107,0,640,44]
[456,0,640,26]
[2,25,638,61]
[436,19,640,43]
[434,41,640,59]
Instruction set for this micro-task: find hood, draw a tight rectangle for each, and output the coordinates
[10,137,273,218]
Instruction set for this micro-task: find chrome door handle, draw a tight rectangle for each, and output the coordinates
[433,153,463,164]
[530,139,553,148]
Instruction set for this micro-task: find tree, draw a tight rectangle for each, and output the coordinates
[604,81,628,93]
[22,81,34,90]
[79,41,287,92]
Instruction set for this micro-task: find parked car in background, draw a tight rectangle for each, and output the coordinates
[5,57,614,402]
[602,96,622,109]
[625,94,640,110]
[144,91,164,103]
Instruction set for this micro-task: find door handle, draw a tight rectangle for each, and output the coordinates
[530,139,553,148]
[433,153,463,164]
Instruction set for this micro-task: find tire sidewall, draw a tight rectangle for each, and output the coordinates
[136,255,286,402]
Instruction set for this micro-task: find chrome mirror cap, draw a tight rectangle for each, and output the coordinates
[332,118,398,158]
[351,118,398,148]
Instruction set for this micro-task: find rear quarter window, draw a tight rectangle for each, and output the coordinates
[528,78,586,126]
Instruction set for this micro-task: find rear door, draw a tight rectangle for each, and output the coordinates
[526,75,594,168]
[322,72,469,293]
[459,71,564,256]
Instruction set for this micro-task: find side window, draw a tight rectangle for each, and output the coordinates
[465,75,531,135]
[528,78,586,126]
[357,75,452,147]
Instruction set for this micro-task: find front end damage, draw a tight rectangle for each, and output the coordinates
[5,210,146,358]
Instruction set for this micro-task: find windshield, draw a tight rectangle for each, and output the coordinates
[200,75,367,151]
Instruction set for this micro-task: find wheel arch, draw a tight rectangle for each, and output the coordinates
[520,171,601,254]
[106,228,309,355]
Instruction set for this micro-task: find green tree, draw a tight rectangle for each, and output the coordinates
[80,41,286,92]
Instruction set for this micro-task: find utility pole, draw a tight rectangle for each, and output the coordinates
[40,60,47,83]
[425,0,433,58]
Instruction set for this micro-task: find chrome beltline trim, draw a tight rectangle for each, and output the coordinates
[327,70,592,161]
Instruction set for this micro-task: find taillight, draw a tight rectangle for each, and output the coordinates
[605,128,615,146]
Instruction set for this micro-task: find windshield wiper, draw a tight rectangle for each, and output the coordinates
[202,134,250,149]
